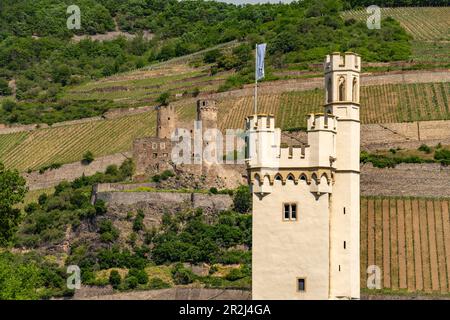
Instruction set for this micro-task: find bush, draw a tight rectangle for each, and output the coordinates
[109,270,121,289]
[133,210,145,232]
[171,263,196,285]
[418,144,431,154]
[434,148,450,165]
[148,277,171,289]
[82,151,94,165]
[128,268,148,285]
[209,187,218,194]
[157,92,170,106]
[233,185,251,213]
[124,275,139,289]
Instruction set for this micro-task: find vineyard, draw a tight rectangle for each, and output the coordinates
[0,112,155,172]
[209,82,450,130]
[361,196,450,294]
[342,7,450,41]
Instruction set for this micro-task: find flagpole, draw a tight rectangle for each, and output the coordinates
[254,44,258,115]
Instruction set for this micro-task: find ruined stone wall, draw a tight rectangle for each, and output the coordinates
[74,288,251,300]
[133,137,173,176]
[95,190,233,212]
[25,152,131,190]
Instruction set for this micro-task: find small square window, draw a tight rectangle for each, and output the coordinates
[283,203,298,221]
[297,278,306,292]
[152,153,158,159]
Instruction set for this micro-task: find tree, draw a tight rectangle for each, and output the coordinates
[0,79,12,96]
[109,270,121,289]
[156,92,170,106]
[233,185,251,214]
[0,162,27,246]
[82,151,94,164]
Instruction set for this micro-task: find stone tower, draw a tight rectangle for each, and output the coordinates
[325,52,361,299]
[156,104,177,139]
[196,99,218,165]
[247,52,360,300]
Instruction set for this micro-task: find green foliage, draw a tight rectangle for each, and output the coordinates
[15,159,133,248]
[156,92,170,106]
[128,268,148,285]
[148,277,171,289]
[360,150,442,168]
[132,210,145,232]
[0,162,27,246]
[0,251,69,299]
[151,210,251,265]
[434,148,450,165]
[98,220,120,243]
[171,263,196,285]
[39,162,62,174]
[82,151,94,165]
[0,0,414,124]
[0,79,11,96]
[225,264,251,281]
[109,270,121,289]
[418,144,431,154]
[233,185,251,214]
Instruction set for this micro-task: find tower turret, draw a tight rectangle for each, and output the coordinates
[156,104,177,139]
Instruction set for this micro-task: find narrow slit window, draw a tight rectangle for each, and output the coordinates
[297,278,306,292]
[344,241,346,249]
[291,204,297,220]
[284,204,290,220]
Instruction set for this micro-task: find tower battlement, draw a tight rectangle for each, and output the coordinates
[324,52,361,73]
[245,114,275,131]
[307,113,337,132]
[197,99,217,113]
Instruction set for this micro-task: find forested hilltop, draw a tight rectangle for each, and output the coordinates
[0,0,443,125]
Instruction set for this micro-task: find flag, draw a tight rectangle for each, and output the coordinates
[255,43,266,81]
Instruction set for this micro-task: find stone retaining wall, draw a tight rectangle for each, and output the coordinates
[94,190,233,212]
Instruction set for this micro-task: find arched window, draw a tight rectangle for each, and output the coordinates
[300,174,307,182]
[338,76,346,101]
[287,174,295,182]
[352,77,358,102]
[275,174,282,181]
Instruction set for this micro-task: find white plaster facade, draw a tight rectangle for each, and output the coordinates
[247,52,361,300]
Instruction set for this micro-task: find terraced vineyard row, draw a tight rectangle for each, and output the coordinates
[361,196,450,294]
[0,112,156,172]
[343,7,450,41]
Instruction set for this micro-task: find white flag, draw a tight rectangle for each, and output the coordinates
[255,43,266,81]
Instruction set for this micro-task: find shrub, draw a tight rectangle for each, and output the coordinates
[171,263,196,285]
[157,92,170,106]
[133,210,145,232]
[233,185,251,213]
[209,187,218,194]
[434,148,450,165]
[109,270,121,289]
[151,174,161,183]
[82,151,94,165]
[128,268,148,285]
[418,144,431,154]
[124,275,139,289]
[148,277,171,289]
[160,170,174,180]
